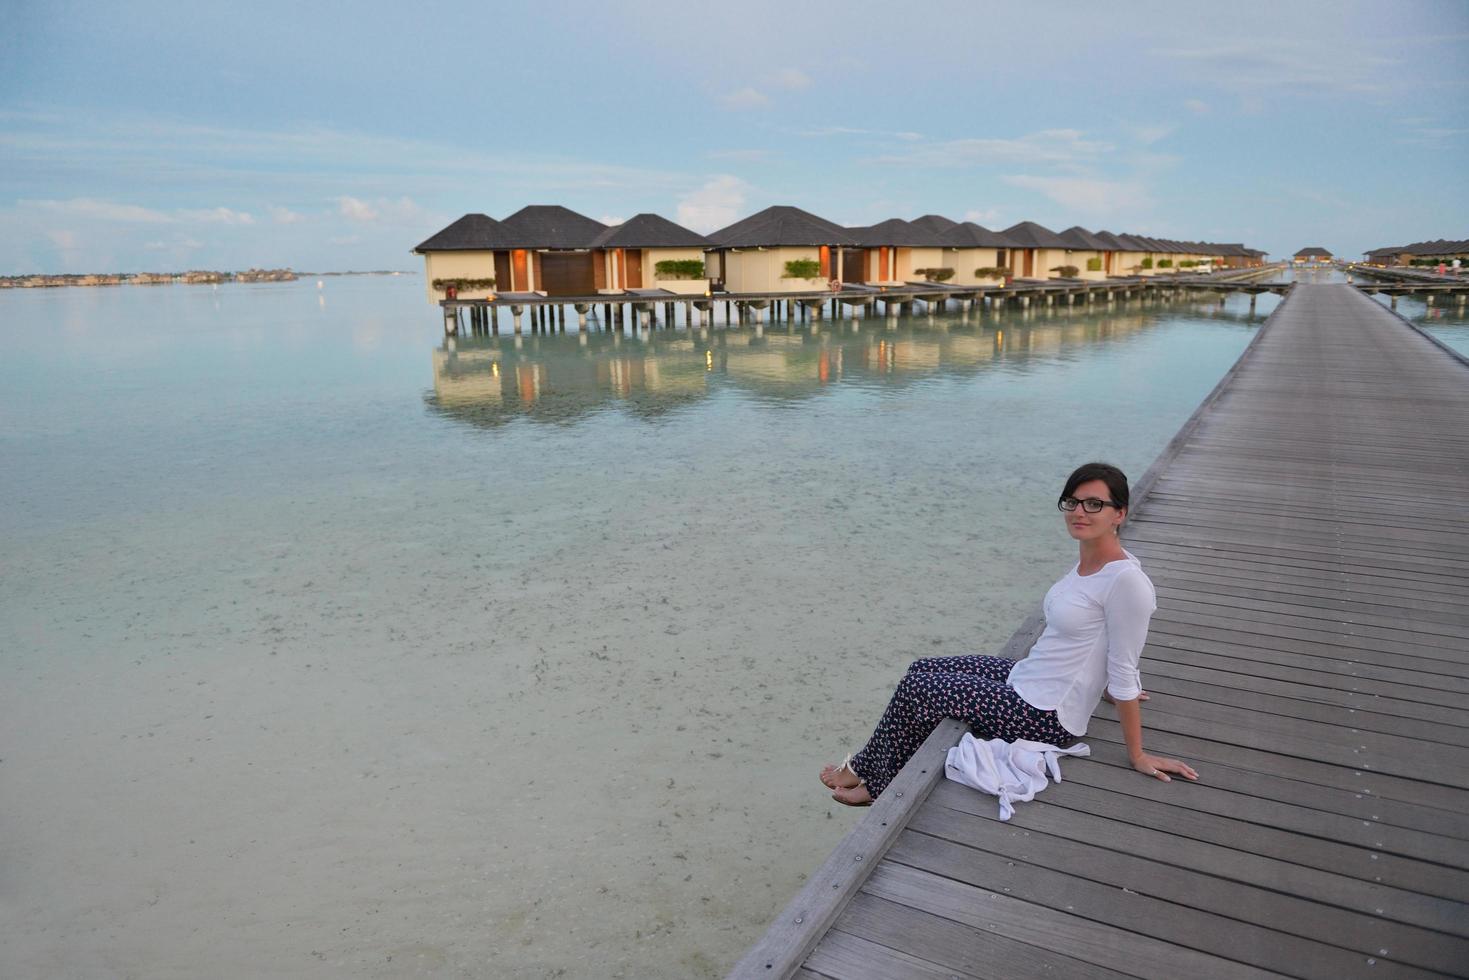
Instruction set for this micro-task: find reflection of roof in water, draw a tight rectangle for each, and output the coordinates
[423,308,1261,431]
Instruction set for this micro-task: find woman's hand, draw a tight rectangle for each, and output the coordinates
[1130,752,1198,782]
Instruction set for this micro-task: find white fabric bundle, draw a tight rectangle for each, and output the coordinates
[944,734,1090,821]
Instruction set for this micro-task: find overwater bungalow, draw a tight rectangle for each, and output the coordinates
[412,205,611,299]
[588,213,712,295]
[704,205,855,293]
[414,206,715,301]
[1213,243,1267,269]
[413,204,1272,309]
[1293,246,1333,265]
[841,218,945,284]
[1055,226,1112,280]
[940,222,1017,285]
[1363,238,1469,267]
[491,205,609,295]
[999,221,1074,280]
[1090,231,1142,277]
[1123,233,1169,275]
[412,213,513,303]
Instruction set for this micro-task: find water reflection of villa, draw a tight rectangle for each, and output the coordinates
[424,306,1263,430]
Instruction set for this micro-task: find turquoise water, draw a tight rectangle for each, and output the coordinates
[1368,291,1469,357]
[1,277,1268,978]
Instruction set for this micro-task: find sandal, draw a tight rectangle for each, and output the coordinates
[819,753,863,791]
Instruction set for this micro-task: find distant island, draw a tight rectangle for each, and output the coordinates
[0,269,416,289]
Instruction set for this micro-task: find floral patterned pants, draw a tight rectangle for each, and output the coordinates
[848,655,1075,798]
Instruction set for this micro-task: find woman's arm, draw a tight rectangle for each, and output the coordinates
[1113,697,1198,782]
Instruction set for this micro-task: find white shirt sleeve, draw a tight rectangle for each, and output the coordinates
[1103,566,1155,702]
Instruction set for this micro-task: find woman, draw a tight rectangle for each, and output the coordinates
[821,462,1197,806]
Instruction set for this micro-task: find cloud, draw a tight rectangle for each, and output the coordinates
[26,198,171,223]
[772,68,811,90]
[721,87,770,110]
[1001,175,1150,218]
[337,196,378,221]
[1184,99,1210,114]
[676,175,749,233]
[23,198,257,226]
[142,236,203,251]
[1129,124,1171,146]
[598,215,627,226]
[963,208,1002,226]
[707,148,774,162]
[1,114,689,206]
[1154,40,1399,96]
[334,196,425,224]
[47,229,78,250]
[178,207,255,225]
[873,129,1113,168]
[799,125,925,141]
[268,205,303,224]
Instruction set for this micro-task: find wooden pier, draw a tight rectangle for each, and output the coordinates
[437,267,1286,335]
[1348,265,1469,311]
[729,282,1469,979]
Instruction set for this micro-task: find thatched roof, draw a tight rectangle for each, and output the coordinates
[707,205,856,248]
[1000,221,1071,249]
[413,214,515,252]
[847,218,947,247]
[590,213,709,249]
[498,205,608,248]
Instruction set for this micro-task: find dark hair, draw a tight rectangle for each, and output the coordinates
[1060,462,1130,511]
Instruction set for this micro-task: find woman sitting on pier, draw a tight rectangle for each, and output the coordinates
[821,462,1198,806]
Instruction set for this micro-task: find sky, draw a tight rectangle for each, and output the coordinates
[1,0,1465,274]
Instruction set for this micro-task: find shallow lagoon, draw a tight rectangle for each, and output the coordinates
[4,276,1284,977]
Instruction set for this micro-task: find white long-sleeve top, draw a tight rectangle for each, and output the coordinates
[1006,550,1156,736]
[945,734,1091,821]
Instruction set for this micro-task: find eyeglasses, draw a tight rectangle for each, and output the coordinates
[1058,496,1121,514]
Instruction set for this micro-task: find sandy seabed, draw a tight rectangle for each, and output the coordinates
[0,284,1266,978]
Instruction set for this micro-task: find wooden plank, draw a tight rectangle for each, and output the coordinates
[861,864,1279,980]
[1080,716,1469,814]
[726,718,966,979]
[885,831,1430,980]
[1146,566,1469,623]
[1134,544,1469,596]
[910,799,1469,974]
[927,781,1469,938]
[1137,659,1469,729]
[1146,606,1469,665]
[1017,774,1469,903]
[1143,628,1469,696]
[829,893,1130,979]
[1154,587,1469,642]
[1134,675,1469,745]
[1087,702,1469,791]
[800,929,981,980]
[1061,745,1469,870]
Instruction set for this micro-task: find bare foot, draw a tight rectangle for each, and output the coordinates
[819,758,863,790]
[831,784,874,807]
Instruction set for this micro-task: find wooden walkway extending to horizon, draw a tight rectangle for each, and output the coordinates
[729,283,1469,979]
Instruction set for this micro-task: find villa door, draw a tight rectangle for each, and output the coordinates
[1022,250,1034,278]
[538,253,595,296]
[842,250,866,283]
[624,250,643,288]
